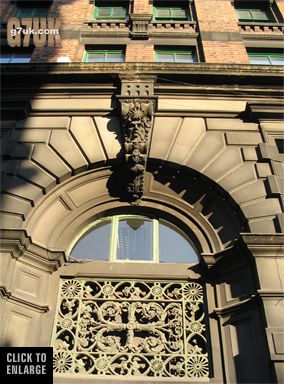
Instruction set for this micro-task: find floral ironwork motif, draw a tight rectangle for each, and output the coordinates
[52,279,209,378]
[120,99,154,204]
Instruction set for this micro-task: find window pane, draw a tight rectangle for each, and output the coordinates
[107,52,124,62]
[86,53,106,62]
[156,8,171,17]
[249,55,270,65]
[33,9,49,17]
[270,56,284,65]
[16,8,32,17]
[97,7,112,17]
[156,53,174,62]
[10,54,31,63]
[175,53,194,63]
[159,221,198,264]
[112,7,126,17]
[71,221,111,260]
[117,218,153,261]
[171,8,187,18]
[251,9,270,20]
[0,55,11,63]
[237,9,252,20]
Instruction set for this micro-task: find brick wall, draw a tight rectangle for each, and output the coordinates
[50,0,89,25]
[133,0,150,14]
[195,0,249,64]
[31,40,81,63]
[202,41,250,64]
[1,0,281,64]
[0,0,13,21]
[126,44,154,62]
[276,0,284,18]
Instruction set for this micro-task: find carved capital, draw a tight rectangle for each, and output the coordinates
[120,98,155,203]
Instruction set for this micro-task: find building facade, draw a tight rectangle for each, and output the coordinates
[1,0,284,383]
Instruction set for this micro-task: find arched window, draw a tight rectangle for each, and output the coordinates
[52,215,209,379]
[69,215,199,264]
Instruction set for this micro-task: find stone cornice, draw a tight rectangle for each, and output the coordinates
[241,233,284,257]
[1,62,283,79]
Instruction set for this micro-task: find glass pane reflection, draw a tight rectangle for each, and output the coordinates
[159,221,198,263]
[71,220,111,260]
[117,218,152,261]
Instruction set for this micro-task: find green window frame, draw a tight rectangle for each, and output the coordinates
[0,52,31,64]
[153,6,188,20]
[83,50,125,63]
[13,6,50,18]
[93,5,128,19]
[248,52,284,66]
[236,8,272,22]
[155,50,196,63]
[69,215,199,264]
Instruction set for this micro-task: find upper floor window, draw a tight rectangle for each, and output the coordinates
[13,6,50,18]
[248,50,284,65]
[13,1,51,18]
[70,215,199,264]
[94,2,128,19]
[0,52,31,63]
[155,48,196,63]
[83,49,125,62]
[153,5,189,21]
[235,1,275,22]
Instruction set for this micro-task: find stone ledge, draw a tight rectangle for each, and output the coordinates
[1,62,283,77]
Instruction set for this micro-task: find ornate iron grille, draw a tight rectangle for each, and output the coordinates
[52,278,209,378]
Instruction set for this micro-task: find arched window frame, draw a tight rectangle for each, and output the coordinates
[68,214,199,264]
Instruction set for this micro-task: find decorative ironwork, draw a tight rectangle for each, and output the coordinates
[52,278,209,378]
[120,99,154,204]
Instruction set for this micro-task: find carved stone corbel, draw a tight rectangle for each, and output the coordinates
[118,76,156,204]
[129,14,152,39]
[120,98,154,204]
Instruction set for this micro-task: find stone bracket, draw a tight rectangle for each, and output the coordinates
[117,76,156,204]
[129,14,152,39]
[119,97,156,204]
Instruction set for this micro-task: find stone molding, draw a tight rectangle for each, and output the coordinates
[0,286,49,313]
[0,229,66,271]
[1,62,283,77]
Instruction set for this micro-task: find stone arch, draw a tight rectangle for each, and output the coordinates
[1,115,281,234]
[21,160,247,261]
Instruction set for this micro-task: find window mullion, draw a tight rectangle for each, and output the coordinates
[109,216,118,261]
[153,219,159,263]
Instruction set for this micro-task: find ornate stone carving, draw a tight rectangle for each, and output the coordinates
[52,278,209,378]
[120,99,154,203]
[130,14,152,39]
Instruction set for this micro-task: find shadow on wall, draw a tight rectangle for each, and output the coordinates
[148,160,249,249]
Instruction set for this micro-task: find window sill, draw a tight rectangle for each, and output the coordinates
[83,19,129,31]
[151,20,196,25]
[150,20,197,32]
[238,21,283,27]
[238,21,284,33]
